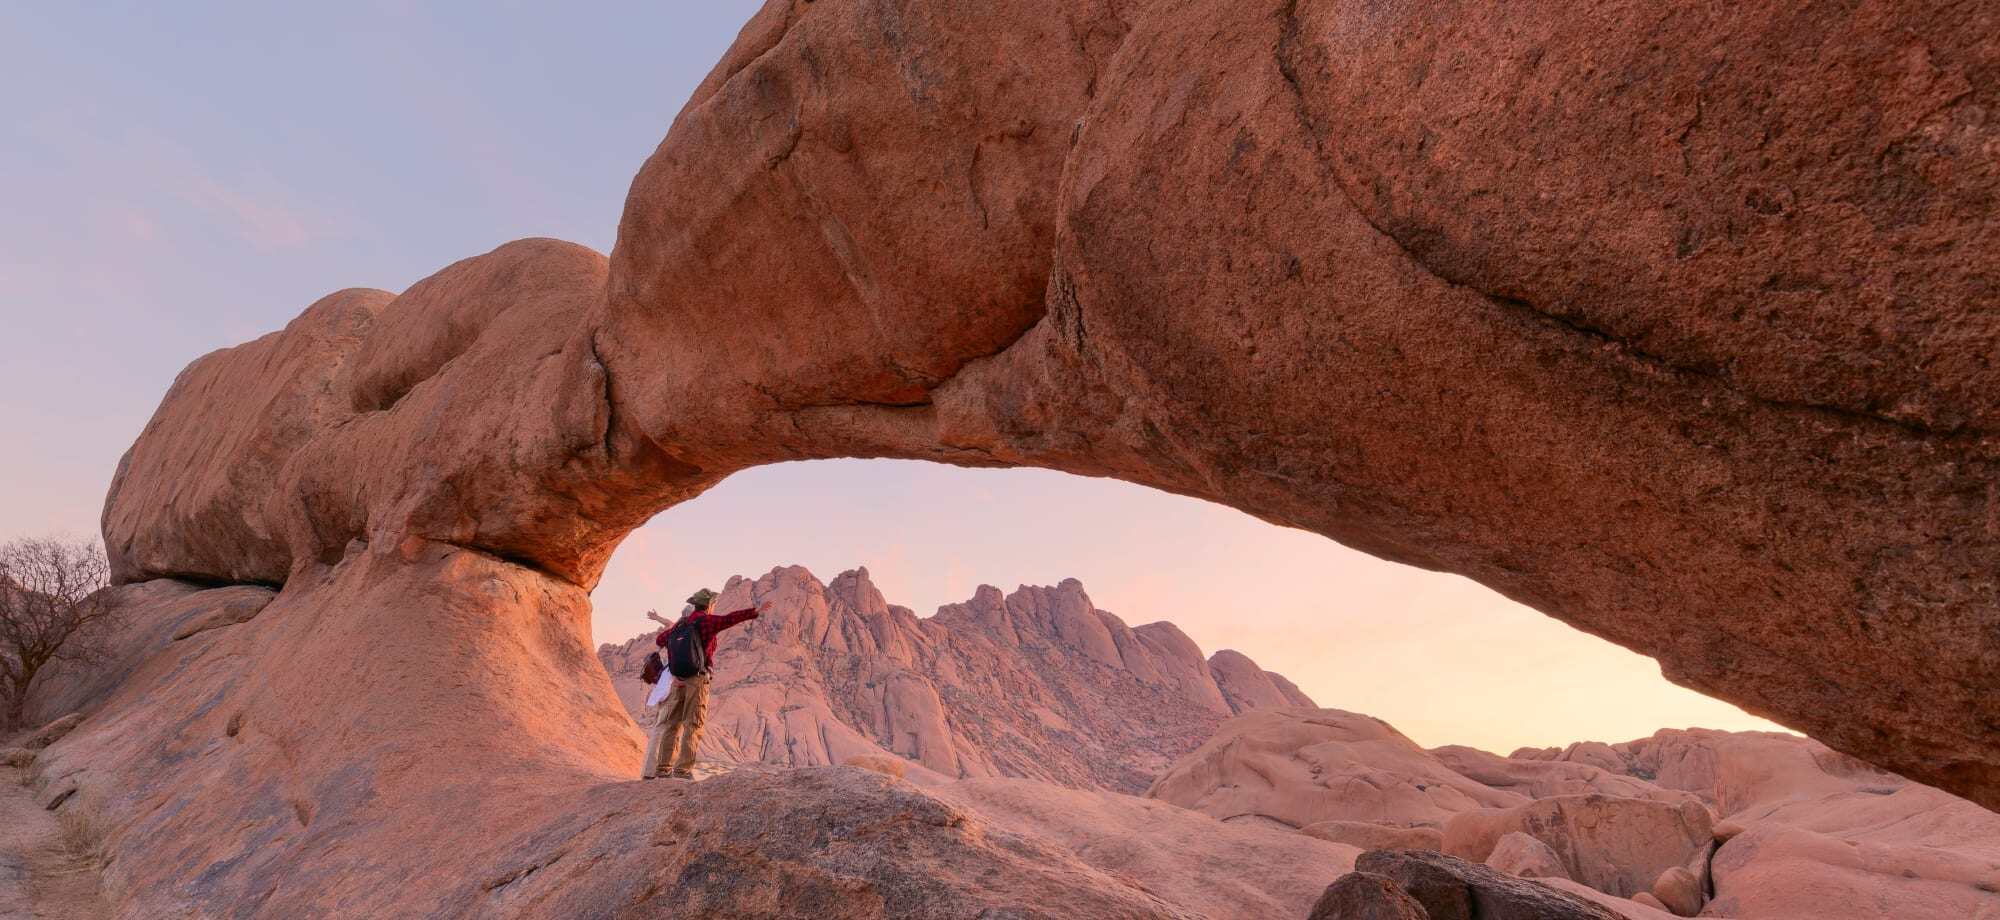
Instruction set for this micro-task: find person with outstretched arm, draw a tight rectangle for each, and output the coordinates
[640,588,767,780]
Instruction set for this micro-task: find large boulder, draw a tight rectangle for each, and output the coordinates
[1355,849,1620,920]
[1442,795,1715,899]
[1612,728,1903,817]
[1647,866,1701,917]
[1704,784,2000,919]
[1147,709,1523,829]
[1485,832,1568,882]
[1309,872,1432,920]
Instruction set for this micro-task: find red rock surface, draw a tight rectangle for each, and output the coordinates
[1152,708,2000,918]
[86,0,2000,810]
[1354,849,1620,920]
[21,560,1353,918]
[1146,708,1524,829]
[595,566,1310,792]
[1309,871,1432,920]
[52,0,2000,915]
[1440,795,1715,901]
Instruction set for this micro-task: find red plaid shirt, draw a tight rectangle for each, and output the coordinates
[656,606,760,667]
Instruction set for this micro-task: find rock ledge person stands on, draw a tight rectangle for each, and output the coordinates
[641,588,767,780]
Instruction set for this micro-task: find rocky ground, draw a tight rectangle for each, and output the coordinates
[591,574,2000,919]
[12,562,1999,917]
[1149,709,2000,919]
[0,734,110,920]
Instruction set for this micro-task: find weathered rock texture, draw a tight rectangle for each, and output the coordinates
[595,566,1308,792]
[1309,871,1432,920]
[23,562,1356,918]
[1441,795,1714,901]
[1485,832,1568,882]
[1146,709,1523,830]
[53,0,2000,915]
[1151,709,2000,919]
[1353,849,1620,920]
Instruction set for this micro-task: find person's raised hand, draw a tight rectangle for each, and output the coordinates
[757,601,773,614]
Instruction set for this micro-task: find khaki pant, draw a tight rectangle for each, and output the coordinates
[642,673,710,778]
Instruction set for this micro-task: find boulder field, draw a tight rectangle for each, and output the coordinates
[34,0,2000,915]
[1150,708,2000,918]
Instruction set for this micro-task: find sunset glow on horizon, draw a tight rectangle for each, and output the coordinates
[590,459,1787,755]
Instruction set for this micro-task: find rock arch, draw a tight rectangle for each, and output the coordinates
[52,0,2000,914]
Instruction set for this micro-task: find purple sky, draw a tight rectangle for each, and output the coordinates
[0,2,1780,753]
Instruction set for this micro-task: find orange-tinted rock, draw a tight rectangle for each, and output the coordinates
[101,288,389,585]
[939,777,1356,917]
[1486,832,1569,881]
[1648,866,1701,917]
[598,567,1309,792]
[1443,795,1715,900]
[1147,709,1523,829]
[61,0,2000,914]
[1356,849,1620,920]
[1302,821,1446,853]
[1613,728,1901,817]
[1429,745,1700,807]
[1309,872,1433,920]
[24,554,1356,919]
[1042,0,2000,806]
[841,754,907,780]
[1542,882,1680,920]
[1705,782,2000,919]
[93,0,2000,811]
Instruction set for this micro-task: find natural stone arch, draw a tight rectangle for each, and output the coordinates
[59,0,2000,914]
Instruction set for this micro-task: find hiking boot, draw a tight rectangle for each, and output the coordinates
[668,770,694,780]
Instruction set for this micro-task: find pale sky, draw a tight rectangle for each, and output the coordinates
[0,2,1782,753]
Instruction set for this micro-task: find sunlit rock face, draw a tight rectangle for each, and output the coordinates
[54,0,2000,915]
[596,566,1309,792]
[1152,709,2000,920]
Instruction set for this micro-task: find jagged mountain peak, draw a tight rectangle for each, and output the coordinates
[598,564,1309,792]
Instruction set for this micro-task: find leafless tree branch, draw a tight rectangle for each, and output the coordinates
[0,535,116,731]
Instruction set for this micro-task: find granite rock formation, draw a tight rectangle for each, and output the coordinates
[1150,709,2000,919]
[93,0,2000,809]
[22,563,1356,918]
[36,0,2000,915]
[1350,849,1620,920]
[595,566,1309,791]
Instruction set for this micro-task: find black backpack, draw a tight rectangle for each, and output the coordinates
[639,651,665,685]
[663,617,708,680]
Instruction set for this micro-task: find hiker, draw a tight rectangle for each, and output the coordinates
[640,588,768,780]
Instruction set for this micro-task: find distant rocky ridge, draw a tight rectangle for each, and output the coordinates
[597,565,1311,792]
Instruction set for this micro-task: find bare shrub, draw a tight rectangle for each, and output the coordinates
[0,536,116,731]
[55,795,112,867]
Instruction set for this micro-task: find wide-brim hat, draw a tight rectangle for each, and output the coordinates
[686,588,719,609]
